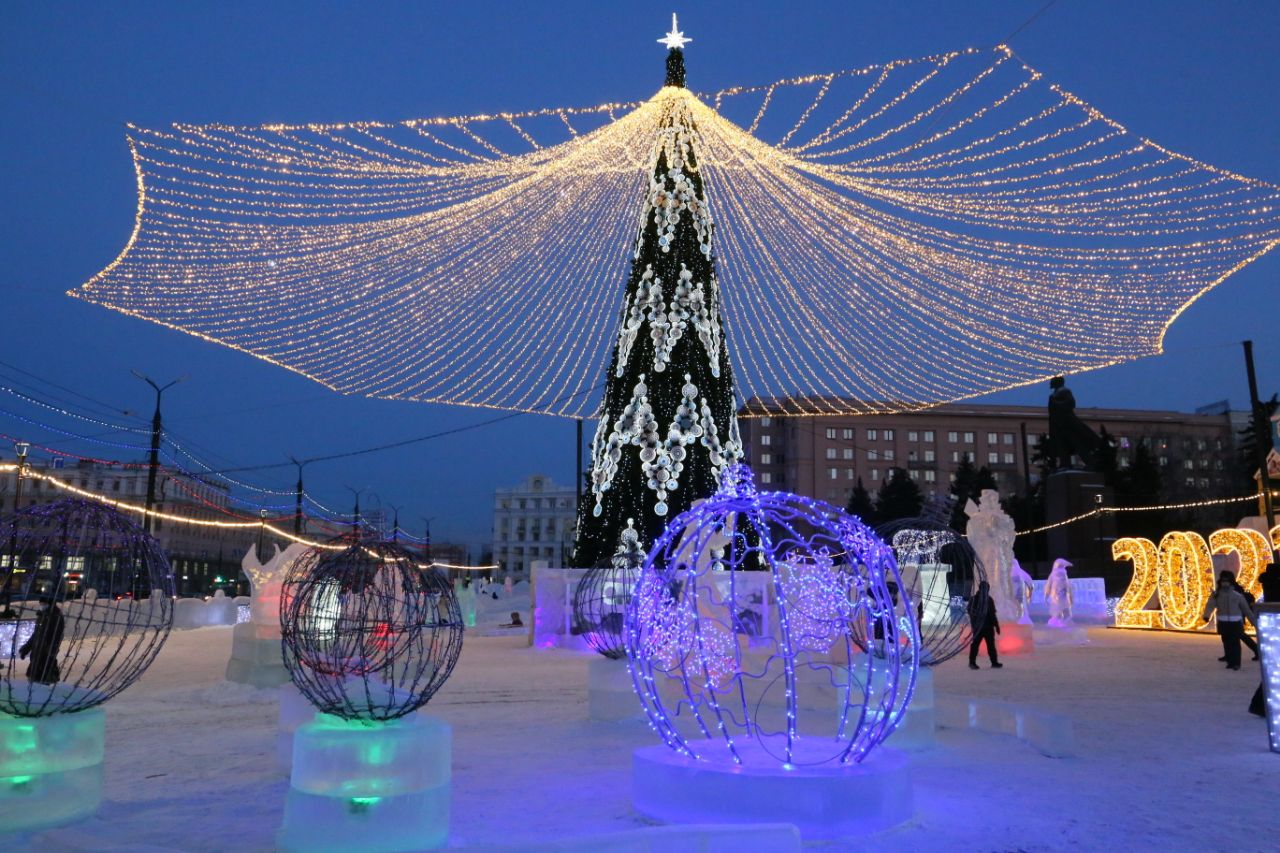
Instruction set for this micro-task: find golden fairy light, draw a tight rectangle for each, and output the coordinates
[72,46,1280,417]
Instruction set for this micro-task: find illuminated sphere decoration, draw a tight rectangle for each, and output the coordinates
[626,464,917,768]
[0,498,175,717]
[867,517,988,667]
[573,521,644,659]
[280,537,464,721]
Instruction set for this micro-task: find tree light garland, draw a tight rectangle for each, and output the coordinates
[71,46,1280,417]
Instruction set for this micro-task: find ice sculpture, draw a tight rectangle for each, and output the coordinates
[1046,559,1075,628]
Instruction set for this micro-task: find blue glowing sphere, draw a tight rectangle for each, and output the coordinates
[625,464,917,767]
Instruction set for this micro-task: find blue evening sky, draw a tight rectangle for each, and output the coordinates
[1,2,1276,553]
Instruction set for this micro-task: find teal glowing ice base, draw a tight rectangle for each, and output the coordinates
[277,712,451,852]
[0,707,105,832]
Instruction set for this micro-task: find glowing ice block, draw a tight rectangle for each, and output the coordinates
[632,742,912,839]
[0,708,105,832]
[225,620,290,687]
[278,713,451,852]
[995,621,1035,656]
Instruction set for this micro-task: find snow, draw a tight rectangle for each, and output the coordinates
[3,624,1276,851]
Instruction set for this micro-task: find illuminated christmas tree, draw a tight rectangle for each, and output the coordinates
[572,18,742,567]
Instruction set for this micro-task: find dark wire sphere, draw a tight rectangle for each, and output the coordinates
[0,498,175,717]
[866,517,988,667]
[573,564,639,659]
[281,536,464,721]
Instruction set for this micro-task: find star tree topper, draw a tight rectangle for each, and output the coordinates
[658,13,691,50]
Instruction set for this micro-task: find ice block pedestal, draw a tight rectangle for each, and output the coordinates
[996,621,1035,656]
[0,707,105,832]
[587,657,643,722]
[225,619,290,687]
[278,712,451,852]
[632,741,912,840]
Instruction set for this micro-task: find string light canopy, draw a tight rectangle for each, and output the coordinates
[73,41,1280,418]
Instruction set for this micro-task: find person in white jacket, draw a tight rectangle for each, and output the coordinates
[1202,571,1255,670]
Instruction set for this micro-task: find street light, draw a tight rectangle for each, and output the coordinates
[131,371,187,535]
[289,456,309,536]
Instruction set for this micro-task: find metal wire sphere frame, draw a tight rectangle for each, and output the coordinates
[869,516,988,667]
[0,498,175,717]
[573,563,639,659]
[625,464,918,768]
[280,536,464,721]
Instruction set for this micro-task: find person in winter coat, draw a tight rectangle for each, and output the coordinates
[967,580,1003,670]
[1219,579,1259,663]
[18,597,65,684]
[1249,562,1280,717]
[1203,571,1255,670]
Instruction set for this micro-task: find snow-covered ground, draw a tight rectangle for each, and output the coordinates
[6,622,1276,852]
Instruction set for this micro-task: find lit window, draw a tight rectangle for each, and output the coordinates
[760,417,772,427]
[884,429,895,441]
[948,431,958,443]
[924,430,934,442]
[924,470,936,483]
[842,428,853,440]
[870,469,880,481]
[924,450,936,462]
[884,449,895,461]
[908,431,918,442]
[846,468,856,479]
[761,453,772,464]
[988,452,999,464]
[908,470,919,481]
[1003,452,1015,464]
[828,467,839,480]
[951,451,960,463]
[761,435,771,446]
[842,448,853,460]
[867,429,878,441]
[826,428,837,439]
[826,448,837,459]
[964,432,975,443]
[1004,433,1015,445]
[760,472,773,484]
[987,432,998,444]
[868,449,879,461]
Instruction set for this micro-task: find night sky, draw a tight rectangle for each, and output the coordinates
[2,2,1277,554]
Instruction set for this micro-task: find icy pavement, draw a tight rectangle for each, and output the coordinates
[5,626,1276,852]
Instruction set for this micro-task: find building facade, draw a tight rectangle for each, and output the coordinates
[1,457,270,596]
[492,474,577,579]
[738,399,1238,508]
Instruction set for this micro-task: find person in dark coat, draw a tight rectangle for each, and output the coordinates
[1249,561,1280,717]
[967,580,1002,670]
[18,597,65,684]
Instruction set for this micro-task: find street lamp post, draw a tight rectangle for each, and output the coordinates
[132,371,187,535]
[257,508,269,561]
[290,456,308,537]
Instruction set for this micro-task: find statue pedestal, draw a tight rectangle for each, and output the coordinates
[1045,471,1115,579]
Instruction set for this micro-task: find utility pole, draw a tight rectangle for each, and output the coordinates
[132,371,187,535]
[1243,340,1276,530]
[387,504,403,543]
[1019,421,1039,577]
[421,516,435,567]
[345,486,366,538]
[290,456,307,536]
[257,508,269,561]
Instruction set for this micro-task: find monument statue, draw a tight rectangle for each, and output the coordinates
[1047,376,1102,470]
[1045,558,1074,627]
[965,490,1017,623]
[1010,558,1034,625]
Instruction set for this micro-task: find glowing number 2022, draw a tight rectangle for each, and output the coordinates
[1113,526,1278,631]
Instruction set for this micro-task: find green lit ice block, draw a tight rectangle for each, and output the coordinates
[279,712,451,851]
[0,708,105,832]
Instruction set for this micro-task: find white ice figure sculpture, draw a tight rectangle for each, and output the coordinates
[1045,559,1074,628]
[1010,559,1035,625]
[965,490,1017,621]
[227,541,309,687]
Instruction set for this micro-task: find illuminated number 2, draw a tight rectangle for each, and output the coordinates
[1113,537,1160,628]
[1208,528,1272,601]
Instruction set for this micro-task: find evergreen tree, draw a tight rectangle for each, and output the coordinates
[572,44,741,568]
[845,477,876,526]
[875,467,924,523]
[1236,393,1279,492]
